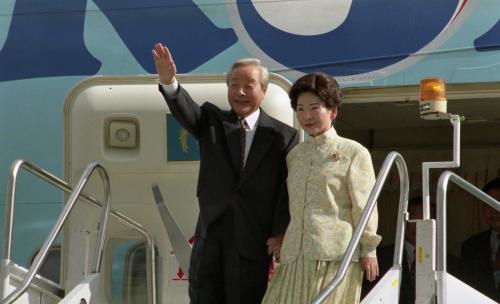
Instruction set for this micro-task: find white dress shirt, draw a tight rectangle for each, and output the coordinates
[240,109,259,166]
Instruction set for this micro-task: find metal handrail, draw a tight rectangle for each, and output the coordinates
[1,160,110,304]
[311,151,410,304]
[422,115,461,219]
[1,160,157,304]
[435,170,500,303]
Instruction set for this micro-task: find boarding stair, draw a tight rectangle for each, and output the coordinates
[0,160,157,304]
[311,115,499,303]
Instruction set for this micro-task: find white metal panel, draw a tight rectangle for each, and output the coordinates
[58,273,102,304]
[415,219,436,304]
[361,267,401,304]
[438,272,497,304]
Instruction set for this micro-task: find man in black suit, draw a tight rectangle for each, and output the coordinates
[152,43,299,304]
[461,177,500,301]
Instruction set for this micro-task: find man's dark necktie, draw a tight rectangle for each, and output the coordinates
[239,118,246,177]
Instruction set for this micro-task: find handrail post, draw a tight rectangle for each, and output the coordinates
[90,167,111,273]
[311,152,409,304]
[435,170,500,303]
[2,161,19,261]
[422,115,460,220]
[3,161,63,261]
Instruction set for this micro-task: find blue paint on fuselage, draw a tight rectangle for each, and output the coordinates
[475,19,500,52]
[235,0,460,76]
[0,0,237,81]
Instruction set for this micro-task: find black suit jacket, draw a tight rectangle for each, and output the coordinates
[461,230,499,301]
[160,85,299,261]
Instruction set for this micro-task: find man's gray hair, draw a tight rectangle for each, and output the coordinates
[225,58,269,90]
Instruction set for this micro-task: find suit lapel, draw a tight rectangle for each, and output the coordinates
[222,111,241,175]
[244,110,276,179]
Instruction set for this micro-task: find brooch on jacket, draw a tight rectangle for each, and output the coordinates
[330,152,341,161]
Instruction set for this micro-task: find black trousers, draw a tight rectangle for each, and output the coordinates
[188,211,270,304]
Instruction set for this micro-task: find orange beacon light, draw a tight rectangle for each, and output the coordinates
[419,77,447,120]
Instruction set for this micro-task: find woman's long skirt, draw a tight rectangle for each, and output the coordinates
[262,256,363,304]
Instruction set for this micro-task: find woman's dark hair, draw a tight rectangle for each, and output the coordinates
[289,72,342,110]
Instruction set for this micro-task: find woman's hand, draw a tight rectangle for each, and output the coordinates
[360,256,379,282]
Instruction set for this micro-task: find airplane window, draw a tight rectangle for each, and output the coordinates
[28,244,61,284]
[110,240,153,304]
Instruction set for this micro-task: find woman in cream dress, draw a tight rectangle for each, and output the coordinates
[262,73,381,304]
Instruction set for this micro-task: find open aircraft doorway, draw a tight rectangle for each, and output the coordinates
[338,81,500,271]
